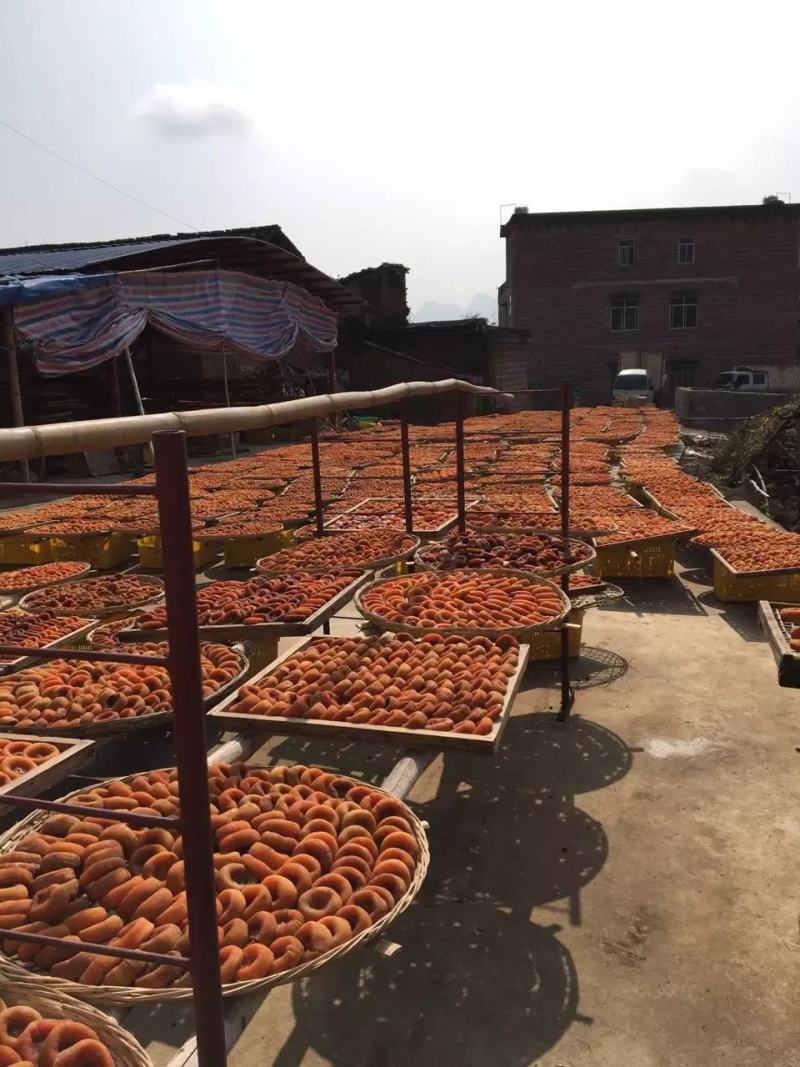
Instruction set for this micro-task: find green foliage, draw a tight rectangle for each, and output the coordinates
[713,398,800,485]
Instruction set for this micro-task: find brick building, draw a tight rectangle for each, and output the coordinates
[499,200,800,404]
[337,264,530,418]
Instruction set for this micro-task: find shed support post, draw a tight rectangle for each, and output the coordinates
[2,308,30,482]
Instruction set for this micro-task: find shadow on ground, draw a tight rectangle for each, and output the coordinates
[524,646,629,691]
[285,903,578,1067]
[609,577,707,616]
[270,713,632,1067]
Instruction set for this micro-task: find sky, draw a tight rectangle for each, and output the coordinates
[1,0,799,316]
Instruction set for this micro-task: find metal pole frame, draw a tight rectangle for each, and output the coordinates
[455,392,467,533]
[558,380,575,721]
[400,400,414,534]
[310,418,325,536]
[153,431,227,1067]
[2,307,31,482]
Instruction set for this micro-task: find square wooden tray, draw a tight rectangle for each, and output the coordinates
[0,733,94,810]
[118,570,371,642]
[208,633,531,753]
[757,601,800,688]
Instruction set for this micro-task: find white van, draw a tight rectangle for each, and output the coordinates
[612,368,654,407]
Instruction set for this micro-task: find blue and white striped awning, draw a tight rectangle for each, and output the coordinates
[9,269,337,375]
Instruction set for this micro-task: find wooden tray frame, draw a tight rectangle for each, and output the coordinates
[758,601,800,687]
[322,498,462,538]
[254,535,420,577]
[118,569,371,641]
[209,633,531,753]
[710,548,800,581]
[18,573,165,618]
[0,614,99,675]
[0,561,92,597]
[0,731,94,806]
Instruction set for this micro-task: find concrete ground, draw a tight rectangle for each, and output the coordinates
[136,543,800,1066]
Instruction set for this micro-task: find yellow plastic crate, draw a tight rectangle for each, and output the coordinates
[712,555,800,603]
[593,538,675,579]
[527,608,583,661]
[222,529,294,569]
[0,535,54,565]
[137,535,219,571]
[50,533,132,570]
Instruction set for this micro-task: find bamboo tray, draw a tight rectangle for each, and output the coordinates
[118,569,371,641]
[355,567,572,639]
[414,533,597,579]
[209,633,530,752]
[0,764,429,1003]
[18,573,165,618]
[0,614,99,674]
[0,648,250,738]
[0,978,154,1065]
[757,601,800,687]
[0,561,92,597]
[0,731,94,810]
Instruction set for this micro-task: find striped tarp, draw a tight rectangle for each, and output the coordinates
[13,269,338,376]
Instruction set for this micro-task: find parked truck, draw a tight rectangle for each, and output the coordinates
[712,365,800,391]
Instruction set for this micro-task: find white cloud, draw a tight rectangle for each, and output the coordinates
[133,81,254,138]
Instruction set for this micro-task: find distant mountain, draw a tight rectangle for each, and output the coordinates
[465,293,497,321]
[411,293,497,324]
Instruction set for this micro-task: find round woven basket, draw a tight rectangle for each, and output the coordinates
[255,533,420,577]
[355,567,572,639]
[0,562,93,597]
[0,646,249,738]
[0,977,154,1065]
[0,766,430,1005]
[414,532,596,579]
[18,574,165,618]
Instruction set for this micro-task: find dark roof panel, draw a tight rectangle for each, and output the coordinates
[500,201,800,235]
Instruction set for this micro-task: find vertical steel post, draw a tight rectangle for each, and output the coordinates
[558,380,574,721]
[2,308,30,483]
[455,391,467,532]
[310,419,325,536]
[400,401,414,534]
[152,431,227,1067]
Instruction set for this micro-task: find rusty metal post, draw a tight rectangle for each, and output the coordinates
[455,391,467,532]
[152,431,227,1067]
[310,419,325,535]
[2,307,30,482]
[400,400,414,534]
[558,380,574,722]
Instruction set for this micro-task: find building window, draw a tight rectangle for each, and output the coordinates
[752,371,767,386]
[678,236,695,264]
[610,297,639,332]
[618,240,635,266]
[670,296,699,329]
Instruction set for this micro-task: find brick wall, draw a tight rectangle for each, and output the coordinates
[502,204,800,405]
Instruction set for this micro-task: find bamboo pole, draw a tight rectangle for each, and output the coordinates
[0,379,509,463]
[2,308,31,482]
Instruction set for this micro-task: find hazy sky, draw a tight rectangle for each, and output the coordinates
[1,1,799,314]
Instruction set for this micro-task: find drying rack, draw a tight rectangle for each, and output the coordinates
[0,431,227,1067]
[0,376,577,1064]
